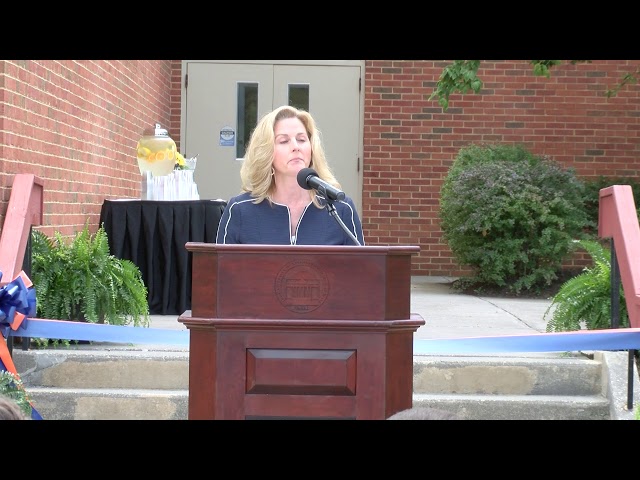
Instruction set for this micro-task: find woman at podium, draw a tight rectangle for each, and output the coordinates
[217,105,364,246]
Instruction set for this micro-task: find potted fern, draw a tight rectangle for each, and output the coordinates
[31,223,150,327]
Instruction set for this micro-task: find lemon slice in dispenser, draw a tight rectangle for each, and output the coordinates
[138,146,151,158]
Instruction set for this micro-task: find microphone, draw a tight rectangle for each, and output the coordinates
[297,168,345,201]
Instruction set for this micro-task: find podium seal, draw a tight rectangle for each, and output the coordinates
[274,261,330,313]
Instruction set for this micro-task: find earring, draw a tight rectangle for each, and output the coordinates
[271,167,275,176]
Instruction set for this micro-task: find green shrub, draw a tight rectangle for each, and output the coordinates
[442,143,537,181]
[440,144,590,294]
[544,239,627,332]
[0,371,33,418]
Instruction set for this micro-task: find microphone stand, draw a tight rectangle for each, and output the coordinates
[324,198,362,246]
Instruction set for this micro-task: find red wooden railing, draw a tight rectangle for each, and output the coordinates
[598,185,640,329]
[0,174,43,287]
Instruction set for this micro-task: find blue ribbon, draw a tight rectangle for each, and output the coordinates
[7,318,189,346]
[5,314,640,354]
[413,328,640,354]
[0,270,37,338]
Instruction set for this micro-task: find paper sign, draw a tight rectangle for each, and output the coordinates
[220,126,235,146]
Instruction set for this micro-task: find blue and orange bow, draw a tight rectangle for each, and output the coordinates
[0,270,36,337]
[0,269,42,419]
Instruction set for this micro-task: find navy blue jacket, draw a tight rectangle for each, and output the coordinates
[216,192,365,246]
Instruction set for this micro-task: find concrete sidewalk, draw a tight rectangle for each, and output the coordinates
[410,276,550,339]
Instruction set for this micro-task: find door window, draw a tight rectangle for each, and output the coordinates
[288,84,309,111]
[237,82,258,158]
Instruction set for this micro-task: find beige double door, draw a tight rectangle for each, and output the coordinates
[181,60,364,214]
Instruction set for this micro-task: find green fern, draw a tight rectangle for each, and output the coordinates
[31,223,150,329]
[544,239,628,332]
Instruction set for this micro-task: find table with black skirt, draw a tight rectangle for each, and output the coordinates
[99,199,227,315]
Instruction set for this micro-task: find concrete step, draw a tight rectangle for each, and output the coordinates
[10,348,631,420]
[409,354,610,420]
[411,393,609,420]
[23,387,188,420]
[14,349,189,389]
[413,355,603,396]
[12,348,189,420]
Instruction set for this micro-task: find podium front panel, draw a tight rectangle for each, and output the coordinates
[180,313,425,419]
[188,243,419,320]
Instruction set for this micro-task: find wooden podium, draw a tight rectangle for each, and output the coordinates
[178,243,425,420]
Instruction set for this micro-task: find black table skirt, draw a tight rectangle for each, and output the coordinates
[100,199,227,315]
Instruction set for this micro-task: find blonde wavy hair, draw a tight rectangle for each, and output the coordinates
[240,105,341,208]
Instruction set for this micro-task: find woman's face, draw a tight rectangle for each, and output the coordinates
[272,117,311,178]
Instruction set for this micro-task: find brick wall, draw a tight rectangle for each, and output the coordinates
[363,60,640,275]
[0,60,174,238]
[1,59,638,276]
